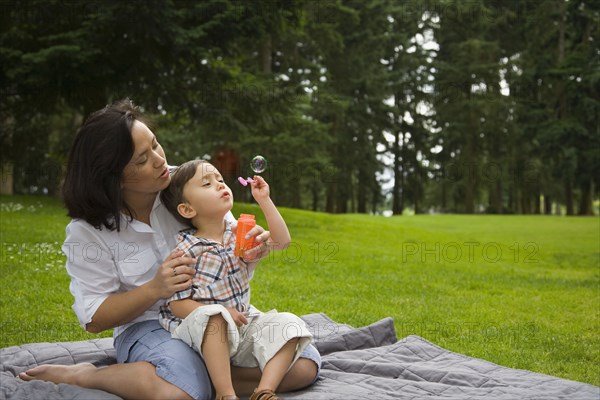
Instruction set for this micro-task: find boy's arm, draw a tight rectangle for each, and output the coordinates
[169,298,202,319]
[257,197,291,250]
[251,176,291,250]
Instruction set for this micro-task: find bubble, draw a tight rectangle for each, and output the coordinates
[250,155,267,173]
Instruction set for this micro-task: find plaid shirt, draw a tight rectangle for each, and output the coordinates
[159,221,251,333]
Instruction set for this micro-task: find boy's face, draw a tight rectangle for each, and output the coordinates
[179,163,233,220]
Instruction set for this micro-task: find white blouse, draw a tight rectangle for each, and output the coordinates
[62,194,234,338]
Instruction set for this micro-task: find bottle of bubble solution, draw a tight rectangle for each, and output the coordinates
[235,214,257,257]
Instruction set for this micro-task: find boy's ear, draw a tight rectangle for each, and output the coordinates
[177,203,197,219]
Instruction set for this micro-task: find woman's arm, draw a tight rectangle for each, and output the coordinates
[86,285,162,333]
[86,250,196,333]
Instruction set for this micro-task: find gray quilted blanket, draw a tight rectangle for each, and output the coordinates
[1,313,598,399]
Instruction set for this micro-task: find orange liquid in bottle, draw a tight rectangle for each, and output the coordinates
[235,214,257,257]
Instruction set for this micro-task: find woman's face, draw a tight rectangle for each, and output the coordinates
[121,121,171,196]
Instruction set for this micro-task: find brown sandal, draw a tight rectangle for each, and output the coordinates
[215,396,239,400]
[249,389,280,400]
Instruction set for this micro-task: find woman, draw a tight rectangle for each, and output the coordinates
[18,99,320,400]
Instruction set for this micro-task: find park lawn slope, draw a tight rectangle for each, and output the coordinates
[1,195,599,386]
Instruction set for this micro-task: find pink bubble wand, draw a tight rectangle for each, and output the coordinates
[237,177,256,186]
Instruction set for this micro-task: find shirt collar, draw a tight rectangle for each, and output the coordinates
[122,216,156,234]
[119,194,161,234]
[177,220,234,246]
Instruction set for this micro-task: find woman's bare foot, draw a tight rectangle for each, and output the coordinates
[18,363,97,386]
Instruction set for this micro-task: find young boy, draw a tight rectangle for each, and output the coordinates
[159,160,312,400]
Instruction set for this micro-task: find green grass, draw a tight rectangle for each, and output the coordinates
[1,195,599,386]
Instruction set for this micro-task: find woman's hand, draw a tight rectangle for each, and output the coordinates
[227,307,249,327]
[149,249,196,299]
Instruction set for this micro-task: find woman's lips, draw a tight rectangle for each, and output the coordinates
[159,168,170,179]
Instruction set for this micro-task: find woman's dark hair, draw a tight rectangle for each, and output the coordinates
[62,98,148,231]
[160,160,207,228]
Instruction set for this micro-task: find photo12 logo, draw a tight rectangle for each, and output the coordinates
[401,241,539,264]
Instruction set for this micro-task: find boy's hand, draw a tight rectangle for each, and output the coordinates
[226,307,249,327]
[250,175,270,202]
[242,233,270,262]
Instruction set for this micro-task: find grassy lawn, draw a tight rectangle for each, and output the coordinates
[1,195,599,386]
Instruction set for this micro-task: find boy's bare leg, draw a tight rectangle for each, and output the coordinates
[232,339,317,396]
[231,357,317,396]
[202,313,236,398]
[19,362,191,400]
[257,338,299,392]
[277,358,318,391]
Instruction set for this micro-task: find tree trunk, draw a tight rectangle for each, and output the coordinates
[372,186,379,214]
[349,175,356,213]
[291,176,301,209]
[565,178,574,215]
[337,194,347,213]
[490,178,503,213]
[400,132,406,213]
[326,182,336,213]
[335,161,349,213]
[544,195,552,215]
[464,102,476,213]
[464,157,476,214]
[534,190,541,214]
[441,167,447,212]
[312,186,319,211]
[508,188,514,213]
[392,129,403,216]
[578,179,594,215]
[414,195,420,214]
[0,162,13,195]
[357,169,367,213]
[326,113,340,213]
[520,191,529,214]
[558,1,574,216]
[259,34,272,74]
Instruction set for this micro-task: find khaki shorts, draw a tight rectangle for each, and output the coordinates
[173,304,313,370]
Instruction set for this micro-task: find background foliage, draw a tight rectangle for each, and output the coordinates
[1,0,598,214]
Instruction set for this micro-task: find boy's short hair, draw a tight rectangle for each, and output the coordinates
[160,160,209,228]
